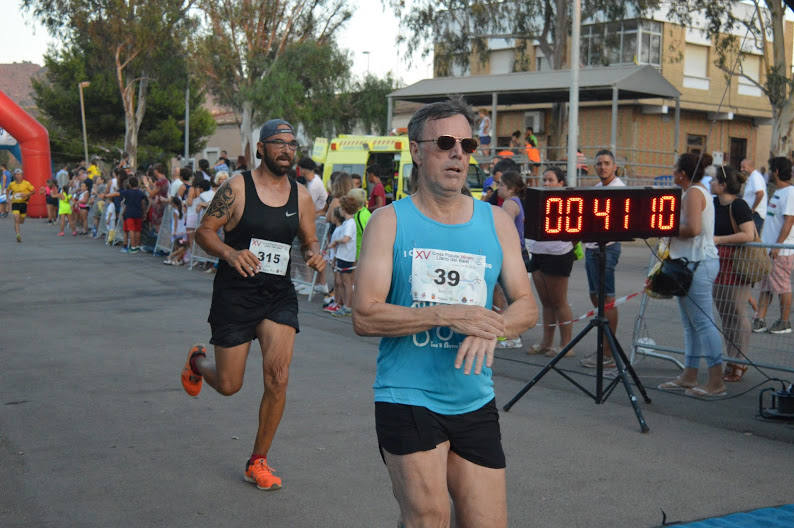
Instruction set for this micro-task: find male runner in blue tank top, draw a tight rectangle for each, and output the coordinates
[180,119,325,491]
[353,100,538,527]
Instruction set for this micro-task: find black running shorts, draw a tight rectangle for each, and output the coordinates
[375,398,506,469]
[208,278,299,348]
[528,250,575,277]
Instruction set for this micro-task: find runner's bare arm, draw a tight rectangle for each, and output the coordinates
[352,207,505,339]
[296,183,325,273]
[196,175,259,278]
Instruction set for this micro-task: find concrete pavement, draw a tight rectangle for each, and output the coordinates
[1,219,793,528]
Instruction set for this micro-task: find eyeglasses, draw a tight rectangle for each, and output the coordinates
[416,135,479,154]
[263,139,299,150]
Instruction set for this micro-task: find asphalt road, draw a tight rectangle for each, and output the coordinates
[2,218,793,528]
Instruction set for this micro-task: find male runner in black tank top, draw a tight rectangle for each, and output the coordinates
[180,119,325,491]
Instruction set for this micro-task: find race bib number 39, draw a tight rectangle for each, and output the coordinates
[249,238,291,276]
[411,248,487,307]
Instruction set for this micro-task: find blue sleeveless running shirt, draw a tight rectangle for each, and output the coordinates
[373,196,503,415]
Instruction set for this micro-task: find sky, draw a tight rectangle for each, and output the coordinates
[1,0,433,86]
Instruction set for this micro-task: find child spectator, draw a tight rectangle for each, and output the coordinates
[90,175,107,237]
[76,180,90,235]
[55,184,74,236]
[348,188,370,262]
[40,179,59,224]
[165,196,188,266]
[184,174,203,260]
[322,207,344,313]
[119,176,148,253]
[326,196,359,316]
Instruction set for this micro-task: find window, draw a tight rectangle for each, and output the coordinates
[683,45,709,90]
[580,19,660,67]
[535,47,550,71]
[738,55,762,96]
[687,134,706,155]
[490,49,514,74]
[450,59,470,77]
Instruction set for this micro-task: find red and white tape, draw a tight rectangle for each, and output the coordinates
[543,291,642,328]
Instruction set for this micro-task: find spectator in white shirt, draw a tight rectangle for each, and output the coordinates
[298,157,328,215]
[169,166,188,198]
[740,158,768,234]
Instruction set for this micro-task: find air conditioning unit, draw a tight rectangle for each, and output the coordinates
[524,111,544,135]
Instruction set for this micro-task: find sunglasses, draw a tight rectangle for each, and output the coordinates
[416,135,479,154]
[263,139,299,150]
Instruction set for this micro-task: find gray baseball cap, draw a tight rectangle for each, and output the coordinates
[13,168,22,174]
[256,119,295,159]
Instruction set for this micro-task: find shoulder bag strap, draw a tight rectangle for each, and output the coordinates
[728,201,738,234]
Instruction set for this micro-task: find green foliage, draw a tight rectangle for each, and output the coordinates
[192,0,352,145]
[350,73,400,135]
[247,41,398,139]
[249,40,353,138]
[32,44,215,165]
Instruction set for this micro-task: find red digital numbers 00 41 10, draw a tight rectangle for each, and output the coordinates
[525,188,681,242]
[544,195,677,234]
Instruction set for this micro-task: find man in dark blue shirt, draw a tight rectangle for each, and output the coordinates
[117,176,148,253]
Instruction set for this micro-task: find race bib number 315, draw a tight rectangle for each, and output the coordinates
[249,238,291,276]
[411,248,487,306]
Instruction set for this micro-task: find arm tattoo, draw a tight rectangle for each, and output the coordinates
[205,182,235,222]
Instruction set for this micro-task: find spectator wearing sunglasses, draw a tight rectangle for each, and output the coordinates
[353,99,537,528]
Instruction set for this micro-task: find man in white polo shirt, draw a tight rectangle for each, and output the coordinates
[298,157,327,216]
[740,158,767,234]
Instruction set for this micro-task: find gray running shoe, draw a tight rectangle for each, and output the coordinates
[769,320,792,334]
[496,337,523,349]
[751,318,767,333]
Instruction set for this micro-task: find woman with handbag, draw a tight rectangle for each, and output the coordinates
[658,153,726,397]
[711,166,755,382]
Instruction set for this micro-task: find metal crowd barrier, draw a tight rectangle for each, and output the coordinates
[154,205,174,256]
[86,199,102,235]
[290,216,331,302]
[96,204,109,240]
[633,241,794,374]
[189,210,220,270]
[106,201,125,246]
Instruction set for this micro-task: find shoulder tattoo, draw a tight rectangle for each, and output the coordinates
[205,182,235,222]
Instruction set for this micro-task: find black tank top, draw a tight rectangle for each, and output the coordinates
[216,171,299,285]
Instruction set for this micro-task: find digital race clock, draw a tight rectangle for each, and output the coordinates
[523,187,682,242]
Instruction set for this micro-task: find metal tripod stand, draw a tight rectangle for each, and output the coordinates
[503,241,652,433]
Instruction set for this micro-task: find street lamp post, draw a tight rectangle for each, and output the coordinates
[362,51,370,74]
[78,81,90,165]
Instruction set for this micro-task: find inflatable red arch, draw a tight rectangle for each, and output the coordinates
[1,89,51,218]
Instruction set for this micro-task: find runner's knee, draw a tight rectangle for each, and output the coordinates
[216,376,243,396]
[263,363,290,393]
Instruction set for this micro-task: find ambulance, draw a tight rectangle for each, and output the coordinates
[312,135,485,200]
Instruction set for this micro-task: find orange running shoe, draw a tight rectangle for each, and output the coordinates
[244,458,282,491]
[180,344,206,397]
